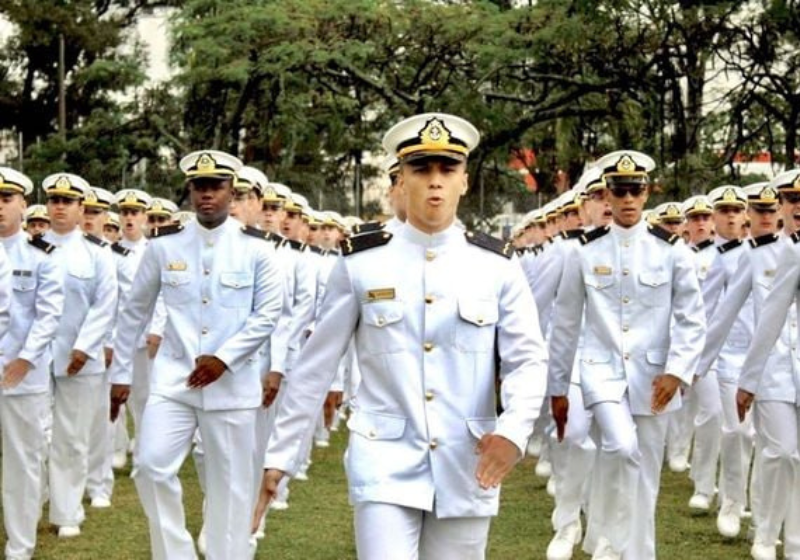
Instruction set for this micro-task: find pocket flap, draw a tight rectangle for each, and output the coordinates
[347,410,406,440]
[581,351,611,364]
[457,297,499,327]
[362,301,404,328]
[646,349,667,365]
[585,276,614,290]
[220,272,253,289]
[161,271,191,287]
[639,271,669,287]
[466,417,497,439]
[12,276,35,292]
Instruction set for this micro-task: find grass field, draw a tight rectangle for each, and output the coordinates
[4,428,757,559]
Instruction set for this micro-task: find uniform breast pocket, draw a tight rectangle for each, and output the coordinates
[161,271,193,305]
[454,297,498,353]
[359,301,405,354]
[67,268,95,296]
[219,272,254,309]
[638,271,670,307]
[11,275,37,303]
[579,351,616,382]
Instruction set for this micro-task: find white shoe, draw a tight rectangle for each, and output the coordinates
[270,499,289,511]
[254,514,266,539]
[197,526,207,556]
[688,493,711,511]
[294,471,309,481]
[90,496,111,509]
[668,456,689,473]
[314,439,330,448]
[750,539,777,560]
[112,450,128,470]
[527,437,543,457]
[535,459,552,478]
[546,476,556,497]
[592,537,621,560]
[128,438,136,453]
[58,526,81,538]
[546,520,581,560]
[741,508,752,520]
[330,425,339,432]
[717,498,742,538]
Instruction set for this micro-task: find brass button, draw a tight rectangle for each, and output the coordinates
[202,327,209,335]
[377,316,386,326]
[170,280,178,286]
[424,342,434,352]
[202,297,210,305]
[623,241,630,248]
[204,269,210,276]
[622,325,629,332]
[622,268,630,276]
[477,317,484,325]
[425,250,436,261]
[206,241,214,247]
[368,430,376,439]
[425,391,434,401]
[425,295,435,304]
[623,353,630,360]
[429,439,438,450]
[622,296,630,304]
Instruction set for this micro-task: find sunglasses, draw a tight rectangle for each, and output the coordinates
[47,196,79,205]
[609,185,646,198]
[752,206,777,214]
[148,215,171,224]
[781,192,800,204]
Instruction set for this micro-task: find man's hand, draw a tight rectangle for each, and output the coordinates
[736,388,755,423]
[110,384,130,422]
[323,391,343,428]
[187,355,227,389]
[475,434,521,490]
[146,334,162,359]
[1,359,33,389]
[104,347,114,369]
[652,373,682,413]
[262,371,283,408]
[252,469,285,533]
[67,350,89,376]
[551,395,569,442]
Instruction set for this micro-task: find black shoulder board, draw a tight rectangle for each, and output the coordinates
[150,224,184,238]
[515,247,527,256]
[647,225,678,245]
[561,228,584,240]
[309,245,324,255]
[464,231,513,259]
[580,226,610,245]
[111,242,131,256]
[695,239,714,251]
[84,233,109,247]
[717,239,743,254]
[328,248,340,256]
[287,239,306,252]
[792,231,800,244]
[341,230,393,256]
[749,234,779,248]
[28,235,56,254]
[241,225,268,240]
[352,221,385,236]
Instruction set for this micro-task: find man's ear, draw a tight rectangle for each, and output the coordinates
[461,173,469,196]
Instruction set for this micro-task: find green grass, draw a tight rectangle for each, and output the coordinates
[4,429,755,559]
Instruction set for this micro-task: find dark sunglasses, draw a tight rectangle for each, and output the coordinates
[781,192,800,204]
[609,185,646,198]
[752,206,777,214]
[47,195,79,205]
[147,215,170,224]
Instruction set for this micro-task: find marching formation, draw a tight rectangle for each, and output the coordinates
[0,111,796,560]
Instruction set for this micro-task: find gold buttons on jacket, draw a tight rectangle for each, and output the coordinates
[202,327,209,335]
[424,342,434,352]
[429,439,438,450]
[425,250,436,261]
[425,295,435,304]
[202,297,210,305]
[622,325,629,332]
[622,296,630,304]
[425,391,434,401]
[203,269,210,276]
[622,268,630,276]
[377,316,386,326]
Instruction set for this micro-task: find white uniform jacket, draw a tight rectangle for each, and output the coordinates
[529,230,583,336]
[44,229,117,377]
[547,221,705,415]
[739,233,800,405]
[0,232,63,395]
[264,224,548,518]
[0,245,10,339]
[109,219,283,411]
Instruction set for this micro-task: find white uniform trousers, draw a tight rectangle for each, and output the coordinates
[0,392,49,560]
[689,370,722,497]
[718,379,754,505]
[354,502,491,560]
[87,372,114,501]
[113,404,130,456]
[751,401,800,547]
[583,399,668,560]
[49,374,107,526]
[666,393,693,465]
[133,394,257,560]
[129,347,153,441]
[549,382,595,531]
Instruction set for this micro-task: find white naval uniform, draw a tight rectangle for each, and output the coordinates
[547,221,705,559]
[265,223,548,559]
[0,233,60,560]
[109,218,283,560]
[44,229,117,528]
[701,237,756,508]
[721,233,800,555]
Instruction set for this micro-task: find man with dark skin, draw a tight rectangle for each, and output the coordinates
[109,150,283,560]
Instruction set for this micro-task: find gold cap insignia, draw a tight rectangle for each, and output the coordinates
[55,176,72,190]
[197,153,216,173]
[794,175,800,190]
[263,186,276,198]
[762,186,777,201]
[125,192,138,205]
[419,118,451,149]
[85,191,98,203]
[616,155,636,174]
[152,200,163,212]
[694,199,709,211]
[666,205,680,217]
[32,208,47,218]
[723,188,737,203]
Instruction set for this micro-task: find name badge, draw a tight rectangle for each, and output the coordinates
[593,265,612,276]
[12,270,32,277]
[366,288,396,302]
[167,261,187,271]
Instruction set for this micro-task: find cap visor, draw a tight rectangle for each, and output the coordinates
[402,151,467,164]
